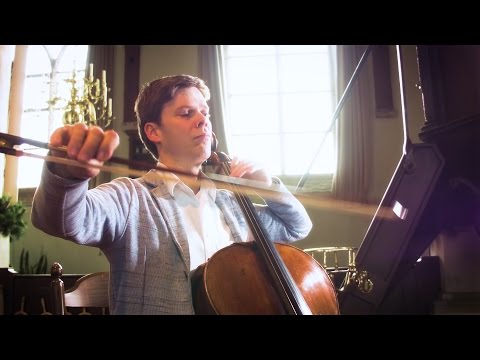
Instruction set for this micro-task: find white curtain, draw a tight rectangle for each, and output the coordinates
[198,45,229,154]
[332,45,375,203]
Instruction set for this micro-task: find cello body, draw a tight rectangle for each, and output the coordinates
[191,242,340,315]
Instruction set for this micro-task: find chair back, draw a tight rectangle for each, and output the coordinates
[51,262,109,315]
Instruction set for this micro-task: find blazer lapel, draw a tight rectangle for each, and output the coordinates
[144,170,191,272]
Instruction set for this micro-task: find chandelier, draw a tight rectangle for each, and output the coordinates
[61,63,114,129]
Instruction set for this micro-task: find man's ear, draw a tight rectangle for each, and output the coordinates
[144,122,162,142]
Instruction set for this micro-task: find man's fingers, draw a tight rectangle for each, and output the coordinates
[51,124,119,163]
[50,125,72,148]
[47,125,120,180]
[97,129,120,161]
[76,126,103,162]
[68,123,90,159]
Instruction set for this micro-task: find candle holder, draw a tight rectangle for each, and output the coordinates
[61,63,114,129]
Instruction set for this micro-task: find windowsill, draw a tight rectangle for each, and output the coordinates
[277,174,333,195]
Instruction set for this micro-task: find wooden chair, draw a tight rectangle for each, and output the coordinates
[50,262,110,315]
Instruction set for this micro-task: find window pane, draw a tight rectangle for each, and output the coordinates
[280,53,333,92]
[18,111,49,188]
[281,92,334,133]
[19,45,89,189]
[279,45,329,54]
[17,150,48,188]
[44,45,66,60]
[226,45,275,57]
[22,110,49,140]
[222,45,337,179]
[55,45,88,73]
[25,46,51,75]
[225,56,277,94]
[23,76,50,111]
[228,94,279,134]
[284,132,336,174]
[229,134,282,174]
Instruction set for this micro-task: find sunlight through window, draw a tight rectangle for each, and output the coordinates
[19,45,88,189]
[221,45,337,187]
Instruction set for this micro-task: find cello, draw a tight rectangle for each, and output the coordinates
[191,150,340,315]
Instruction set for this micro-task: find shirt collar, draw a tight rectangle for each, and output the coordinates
[156,162,216,201]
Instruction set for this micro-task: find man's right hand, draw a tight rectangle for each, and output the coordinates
[49,123,120,180]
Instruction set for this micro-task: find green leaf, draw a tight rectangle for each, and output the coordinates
[0,195,27,241]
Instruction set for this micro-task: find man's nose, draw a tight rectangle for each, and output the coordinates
[195,112,209,128]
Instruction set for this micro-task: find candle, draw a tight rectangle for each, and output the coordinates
[89,63,94,82]
[108,98,112,117]
[102,70,106,85]
[103,86,108,107]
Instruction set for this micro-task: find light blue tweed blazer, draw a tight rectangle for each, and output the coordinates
[32,166,313,314]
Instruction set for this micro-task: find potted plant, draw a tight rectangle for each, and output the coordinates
[0,195,27,268]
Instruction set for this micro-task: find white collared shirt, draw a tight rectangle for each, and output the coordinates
[160,164,235,271]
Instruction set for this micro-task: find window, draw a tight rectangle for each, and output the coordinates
[221,45,337,191]
[19,45,89,189]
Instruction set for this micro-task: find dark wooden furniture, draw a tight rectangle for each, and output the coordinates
[338,45,480,314]
[0,267,82,315]
[51,262,109,315]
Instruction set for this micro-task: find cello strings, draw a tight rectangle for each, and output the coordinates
[220,159,306,314]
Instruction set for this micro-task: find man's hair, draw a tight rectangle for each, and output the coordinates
[134,74,210,161]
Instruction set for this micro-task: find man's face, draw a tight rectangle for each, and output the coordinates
[156,87,212,170]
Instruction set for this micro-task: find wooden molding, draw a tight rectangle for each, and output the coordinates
[372,45,395,117]
[123,45,140,124]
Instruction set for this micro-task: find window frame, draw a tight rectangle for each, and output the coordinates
[220,45,337,193]
[18,45,89,203]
